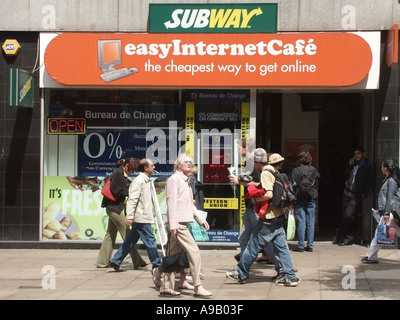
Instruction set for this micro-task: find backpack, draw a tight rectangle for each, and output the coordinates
[295,167,315,202]
[265,169,296,208]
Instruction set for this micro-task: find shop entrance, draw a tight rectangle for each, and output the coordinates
[256,92,368,241]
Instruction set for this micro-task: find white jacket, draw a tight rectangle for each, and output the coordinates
[125,172,156,223]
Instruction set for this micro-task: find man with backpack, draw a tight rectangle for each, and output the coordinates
[291,151,320,252]
[225,151,299,287]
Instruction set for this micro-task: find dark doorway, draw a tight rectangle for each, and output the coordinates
[316,93,362,240]
[256,92,363,241]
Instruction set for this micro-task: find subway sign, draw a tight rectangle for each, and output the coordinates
[149,3,277,33]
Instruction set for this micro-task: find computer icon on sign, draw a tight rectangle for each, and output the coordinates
[98,39,138,83]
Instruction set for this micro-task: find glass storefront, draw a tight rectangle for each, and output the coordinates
[42,89,250,243]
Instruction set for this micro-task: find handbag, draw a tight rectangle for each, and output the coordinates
[286,209,296,241]
[161,234,190,273]
[101,178,117,201]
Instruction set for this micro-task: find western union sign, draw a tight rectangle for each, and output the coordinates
[204,198,238,209]
[149,3,277,33]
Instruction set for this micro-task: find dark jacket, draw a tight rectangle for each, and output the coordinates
[101,166,130,214]
[291,164,320,203]
[190,174,205,211]
[344,158,372,200]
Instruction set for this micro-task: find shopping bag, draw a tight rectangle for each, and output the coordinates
[188,220,209,242]
[376,224,395,246]
[286,209,296,241]
[101,178,117,201]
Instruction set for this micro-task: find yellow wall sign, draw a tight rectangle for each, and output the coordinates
[204,198,238,209]
[2,39,21,55]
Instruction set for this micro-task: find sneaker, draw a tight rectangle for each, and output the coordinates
[225,270,246,284]
[275,276,300,287]
[292,247,304,252]
[304,247,313,252]
[361,256,378,264]
[271,272,284,282]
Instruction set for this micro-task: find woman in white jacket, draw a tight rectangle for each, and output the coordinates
[160,154,213,297]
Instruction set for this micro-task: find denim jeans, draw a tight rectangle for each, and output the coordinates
[238,206,259,254]
[295,201,316,249]
[111,223,161,269]
[237,216,296,282]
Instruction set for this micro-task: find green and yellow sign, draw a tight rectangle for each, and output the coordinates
[149,3,277,33]
[9,68,34,107]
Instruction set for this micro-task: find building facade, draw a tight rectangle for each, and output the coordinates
[0,0,399,247]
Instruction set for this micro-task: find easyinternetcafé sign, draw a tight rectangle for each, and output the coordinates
[42,32,379,88]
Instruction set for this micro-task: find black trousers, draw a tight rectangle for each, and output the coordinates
[333,191,362,244]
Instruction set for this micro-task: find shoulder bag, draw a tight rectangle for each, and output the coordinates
[161,234,190,273]
[101,178,117,201]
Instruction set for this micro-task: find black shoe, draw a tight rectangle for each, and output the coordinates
[271,273,284,282]
[304,247,313,252]
[361,256,378,264]
[292,247,304,252]
[338,240,352,246]
[109,261,121,271]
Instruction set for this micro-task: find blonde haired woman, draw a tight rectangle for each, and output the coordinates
[160,154,213,297]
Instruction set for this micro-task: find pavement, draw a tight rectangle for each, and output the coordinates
[0,241,399,303]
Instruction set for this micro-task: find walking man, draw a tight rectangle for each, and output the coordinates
[226,152,299,287]
[109,158,162,287]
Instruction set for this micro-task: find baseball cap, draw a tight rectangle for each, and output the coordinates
[253,148,268,163]
[268,153,285,165]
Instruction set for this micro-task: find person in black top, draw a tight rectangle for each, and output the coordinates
[291,151,320,252]
[333,147,372,246]
[96,158,148,269]
[190,164,205,211]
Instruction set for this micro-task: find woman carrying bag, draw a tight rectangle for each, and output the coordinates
[159,154,213,297]
[96,158,148,269]
[361,159,400,264]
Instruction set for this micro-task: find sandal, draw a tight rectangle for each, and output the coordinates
[179,281,194,290]
[194,287,213,297]
[160,288,181,296]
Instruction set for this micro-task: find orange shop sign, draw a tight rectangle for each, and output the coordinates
[43,32,375,88]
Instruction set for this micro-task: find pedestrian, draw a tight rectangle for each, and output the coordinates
[160,154,213,297]
[333,147,372,246]
[187,164,206,280]
[225,152,300,287]
[228,138,261,262]
[96,158,148,269]
[190,164,205,212]
[291,150,320,252]
[362,160,400,264]
[108,158,162,286]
